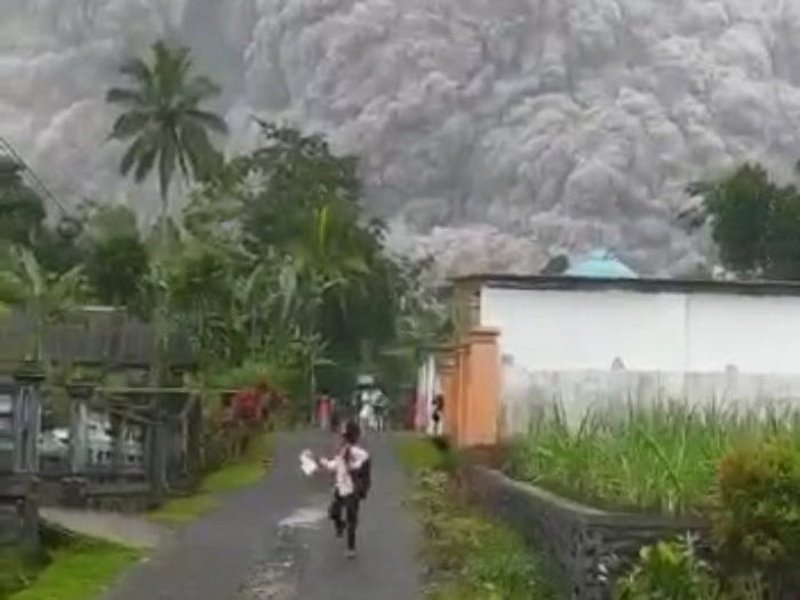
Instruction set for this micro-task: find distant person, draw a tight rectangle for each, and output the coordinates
[317,420,371,558]
[359,397,375,432]
[330,397,341,432]
[373,388,388,431]
[432,393,444,436]
[352,385,368,422]
[317,388,335,431]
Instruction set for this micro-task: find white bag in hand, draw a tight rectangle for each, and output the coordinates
[299,450,318,476]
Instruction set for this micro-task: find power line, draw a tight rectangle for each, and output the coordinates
[0,136,68,215]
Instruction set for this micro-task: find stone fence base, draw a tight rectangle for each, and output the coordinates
[0,475,39,553]
[463,466,708,599]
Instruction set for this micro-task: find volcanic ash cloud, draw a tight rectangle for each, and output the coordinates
[2,0,800,276]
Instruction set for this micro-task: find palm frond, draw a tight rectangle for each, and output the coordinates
[180,76,222,106]
[185,109,228,133]
[180,121,215,179]
[119,135,145,176]
[134,144,158,183]
[119,58,151,82]
[108,111,149,141]
[105,87,144,106]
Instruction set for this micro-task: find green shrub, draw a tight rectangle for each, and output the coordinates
[615,536,768,600]
[615,536,723,600]
[398,435,461,474]
[713,436,800,589]
[430,435,450,453]
[399,436,446,473]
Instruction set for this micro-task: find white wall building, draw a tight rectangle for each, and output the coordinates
[415,354,438,434]
[455,265,800,435]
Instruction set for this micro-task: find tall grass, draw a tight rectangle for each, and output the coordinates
[508,400,800,515]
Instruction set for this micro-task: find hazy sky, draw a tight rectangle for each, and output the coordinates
[2,0,800,276]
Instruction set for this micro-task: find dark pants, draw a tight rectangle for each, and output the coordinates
[329,491,360,550]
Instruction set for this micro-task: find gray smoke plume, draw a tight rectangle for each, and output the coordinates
[3,0,800,277]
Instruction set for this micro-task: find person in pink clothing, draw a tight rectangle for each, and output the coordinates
[316,388,335,431]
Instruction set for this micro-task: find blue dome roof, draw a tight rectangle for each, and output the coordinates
[565,249,638,279]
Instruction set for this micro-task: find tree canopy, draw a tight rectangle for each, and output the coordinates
[690,163,800,280]
[0,157,46,247]
[178,121,442,397]
[0,41,443,408]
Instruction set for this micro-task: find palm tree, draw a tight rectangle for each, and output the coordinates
[107,40,227,383]
[106,40,228,248]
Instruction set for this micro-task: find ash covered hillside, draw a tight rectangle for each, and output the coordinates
[2,0,800,277]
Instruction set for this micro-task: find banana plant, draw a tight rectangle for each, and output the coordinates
[4,246,87,361]
[0,257,24,318]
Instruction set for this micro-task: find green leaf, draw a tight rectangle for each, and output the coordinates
[105,87,143,106]
[134,145,158,183]
[185,109,228,134]
[108,112,149,140]
[119,136,145,177]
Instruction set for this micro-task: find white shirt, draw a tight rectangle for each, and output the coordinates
[320,445,369,497]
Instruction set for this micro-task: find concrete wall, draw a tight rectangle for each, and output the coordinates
[500,365,800,433]
[481,286,800,433]
[482,288,688,372]
[415,354,438,433]
[464,466,708,599]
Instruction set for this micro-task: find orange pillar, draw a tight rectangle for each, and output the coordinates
[435,350,456,438]
[456,344,470,447]
[444,347,462,444]
[461,327,501,447]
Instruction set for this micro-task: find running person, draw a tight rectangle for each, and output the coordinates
[373,388,388,431]
[317,421,371,557]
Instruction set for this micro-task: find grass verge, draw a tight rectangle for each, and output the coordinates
[150,434,273,524]
[6,534,140,600]
[398,435,558,600]
[0,549,44,599]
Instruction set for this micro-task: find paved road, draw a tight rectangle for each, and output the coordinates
[105,431,422,600]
